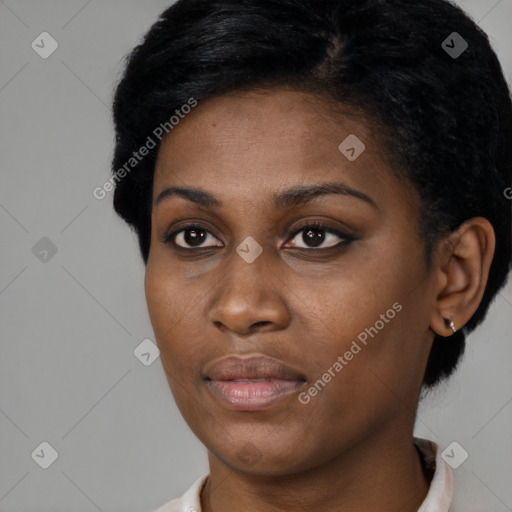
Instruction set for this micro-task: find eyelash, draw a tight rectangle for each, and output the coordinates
[161,221,355,251]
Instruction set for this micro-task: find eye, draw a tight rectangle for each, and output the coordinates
[163,221,354,251]
[164,224,223,249]
[285,222,353,249]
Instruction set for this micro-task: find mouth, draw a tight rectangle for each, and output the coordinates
[203,355,307,411]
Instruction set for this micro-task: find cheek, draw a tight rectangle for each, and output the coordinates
[144,261,206,375]
[144,256,192,335]
[144,265,171,338]
[298,271,420,409]
[293,323,412,457]
[144,262,190,371]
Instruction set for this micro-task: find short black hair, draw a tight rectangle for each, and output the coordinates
[110,0,512,388]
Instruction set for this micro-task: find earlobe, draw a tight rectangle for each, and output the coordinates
[429,217,496,338]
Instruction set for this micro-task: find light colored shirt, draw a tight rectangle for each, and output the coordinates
[153,437,458,512]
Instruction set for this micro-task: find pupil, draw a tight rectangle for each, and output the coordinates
[185,228,206,247]
[304,228,324,248]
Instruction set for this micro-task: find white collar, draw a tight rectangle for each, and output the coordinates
[415,437,454,511]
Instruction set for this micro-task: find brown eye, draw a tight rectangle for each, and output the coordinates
[286,222,353,250]
[165,224,223,249]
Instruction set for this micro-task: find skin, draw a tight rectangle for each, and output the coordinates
[144,87,495,512]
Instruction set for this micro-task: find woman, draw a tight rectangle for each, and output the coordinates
[110,0,512,510]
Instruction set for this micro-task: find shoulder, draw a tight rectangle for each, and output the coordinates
[414,436,495,512]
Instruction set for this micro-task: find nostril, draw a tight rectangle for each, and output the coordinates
[252,321,270,328]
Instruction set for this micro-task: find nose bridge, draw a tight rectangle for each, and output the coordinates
[207,239,289,333]
[222,239,274,300]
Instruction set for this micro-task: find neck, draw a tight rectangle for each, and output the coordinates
[201,424,431,512]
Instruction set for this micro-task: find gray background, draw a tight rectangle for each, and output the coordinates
[0,1,511,511]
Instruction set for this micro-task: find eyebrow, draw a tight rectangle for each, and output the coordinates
[155,181,378,211]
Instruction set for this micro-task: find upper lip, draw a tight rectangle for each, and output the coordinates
[204,355,306,381]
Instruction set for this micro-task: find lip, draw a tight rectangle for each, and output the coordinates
[204,355,306,411]
[204,354,306,381]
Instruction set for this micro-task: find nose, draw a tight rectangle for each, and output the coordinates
[207,248,291,336]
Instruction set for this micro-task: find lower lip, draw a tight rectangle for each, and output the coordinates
[206,379,305,411]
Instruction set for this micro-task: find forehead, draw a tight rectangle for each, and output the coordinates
[153,88,414,211]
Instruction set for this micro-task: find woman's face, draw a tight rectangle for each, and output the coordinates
[145,88,438,474]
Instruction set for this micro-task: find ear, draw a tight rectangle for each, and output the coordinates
[430,217,496,338]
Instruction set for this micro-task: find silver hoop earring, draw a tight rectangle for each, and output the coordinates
[444,317,457,334]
